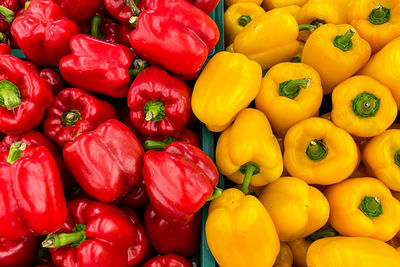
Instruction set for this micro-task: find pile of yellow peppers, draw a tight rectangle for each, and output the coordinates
[191,0,400,266]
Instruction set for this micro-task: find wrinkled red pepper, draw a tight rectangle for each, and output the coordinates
[90,15,119,44]
[128,66,192,136]
[60,34,135,98]
[144,204,200,257]
[0,55,53,134]
[143,254,192,267]
[0,236,39,267]
[11,0,79,67]
[142,127,201,150]
[0,0,20,32]
[115,178,149,210]
[143,141,219,224]
[53,0,103,22]
[43,88,118,147]
[39,69,64,96]
[63,120,144,202]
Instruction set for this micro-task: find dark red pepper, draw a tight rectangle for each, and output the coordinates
[119,23,133,47]
[104,0,136,23]
[115,178,149,210]
[142,254,192,267]
[0,236,39,267]
[185,0,220,14]
[53,0,103,22]
[90,15,119,44]
[0,0,20,33]
[117,105,140,136]
[43,88,118,147]
[142,127,201,151]
[39,69,64,96]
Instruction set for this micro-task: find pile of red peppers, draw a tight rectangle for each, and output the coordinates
[0,0,221,266]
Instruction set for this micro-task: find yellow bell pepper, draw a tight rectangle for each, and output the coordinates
[363,129,400,191]
[224,0,262,9]
[307,236,400,267]
[331,75,397,138]
[206,188,280,267]
[274,242,293,267]
[259,177,329,242]
[325,177,400,241]
[348,0,400,53]
[224,3,265,46]
[302,24,371,94]
[359,37,400,109]
[216,108,283,192]
[288,238,311,267]
[191,52,262,132]
[225,44,235,52]
[255,62,323,137]
[284,117,360,185]
[275,5,302,21]
[263,0,307,10]
[290,41,304,62]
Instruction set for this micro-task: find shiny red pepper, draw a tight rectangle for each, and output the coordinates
[0,43,10,54]
[53,0,103,22]
[0,142,67,239]
[0,236,39,267]
[11,0,79,67]
[115,179,149,210]
[143,141,219,224]
[43,88,118,147]
[142,127,201,150]
[60,34,135,98]
[119,23,133,47]
[127,66,192,136]
[63,120,144,202]
[185,0,220,14]
[0,55,53,134]
[142,254,192,267]
[39,69,64,96]
[144,204,200,257]
[104,0,137,23]
[0,0,20,32]
[90,15,119,44]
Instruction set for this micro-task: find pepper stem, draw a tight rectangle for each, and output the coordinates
[238,163,260,194]
[90,15,105,40]
[306,227,338,242]
[143,101,165,122]
[0,6,15,23]
[359,196,383,218]
[310,19,326,27]
[42,224,86,248]
[333,28,355,52]
[144,137,176,151]
[61,110,81,127]
[369,4,391,25]
[6,141,26,164]
[306,140,327,161]
[394,151,400,167]
[0,32,5,43]
[352,91,380,118]
[24,1,30,10]
[298,24,317,32]
[128,60,148,76]
[207,187,223,201]
[279,78,311,99]
[0,80,21,110]
[238,15,251,27]
[123,0,140,16]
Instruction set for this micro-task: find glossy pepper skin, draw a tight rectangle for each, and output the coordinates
[263,0,307,10]
[11,0,79,67]
[192,52,262,132]
[119,23,133,47]
[60,34,135,98]
[90,15,120,44]
[216,108,283,191]
[141,127,201,151]
[39,69,64,96]
[143,141,219,224]
[224,0,261,9]
[104,0,134,23]
[259,177,329,242]
[43,88,118,147]
[0,236,38,267]
[274,243,293,267]
[0,143,67,239]
[0,55,53,134]
[116,179,149,210]
[206,188,280,267]
[255,62,323,137]
[284,117,360,185]
[325,177,400,241]
[331,75,397,138]
[0,0,21,32]
[129,0,219,79]
[54,0,103,22]
[288,238,311,267]
[127,66,191,137]
[307,236,400,267]
[302,24,371,94]
[63,120,144,202]
[142,254,192,267]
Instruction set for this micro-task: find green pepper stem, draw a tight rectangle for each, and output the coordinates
[298,24,317,32]
[306,227,338,242]
[207,187,223,201]
[359,196,383,218]
[306,140,327,161]
[0,80,21,110]
[395,151,400,167]
[61,110,81,127]
[310,19,326,27]
[24,1,30,10]
[124,0,140,16]
[143,100,165,122]
[352,91,380,118]
[128,60,148,76]
[279,78,311,99]
[0,6,15,23]
[90,15,105,40]
[0,32,5,43]
[333,28,355,52]
[290,56,301,63]
[144,137,176,151]
[6,141,26,164]
[369,4,391,25]
[238,163,260,194]
[42,230,86,248]
[238,15,251,27]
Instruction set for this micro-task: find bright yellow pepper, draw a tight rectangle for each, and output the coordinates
[259,177,329,242]
[325,177,400,241]
[331,75,397,138]
[302,24,371,94]
[224,3,265,46]
[348,0,400,53]
[274,242,293,267]
[359,37,400,109]
[191,52,262,132]
[216,108,283,192]
[284,117,360,185]
[255,62,323,137]
[290,41,304,62]
[275,5,302,21]
[307,236,400,267]
[206,188,280,267]
[263,0,307,10]
[224,0,262,9]
[288,238,311,267]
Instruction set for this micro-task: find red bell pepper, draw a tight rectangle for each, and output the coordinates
[127,66,191,136]
[43,88,118,147]
[143,254,192,267]
[53,0,103,22]
[144,203,200,257]
[11,0,79,67]
[60,34,135,98]
[0,0,20,32]
[129,0,219,79]
[39,69,64,96]
[0,236,39,267]
[142,127,201,150]
[185,0,220,14]
[104,0,137,23]
[63,120,144,202]
[0,142,67,239]
[0,43,10,54]
[116,178,149,210]
[119,23,133,47]
[90,15,119,44]
[0,55,53,134]
[143,141,219,224]
[117,105,140,136]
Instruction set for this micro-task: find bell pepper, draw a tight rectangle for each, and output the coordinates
[59,34,135,98]
[117,105,140,136]
[43,88,118,147]
[259,177,329,242]
[127,66,192,137]
[225,0,261,9]
[39,69,64,96]
[307,236,400,266]
[0,0,20,32]
[119,23,133,47]
[224,3,265,46]
[331,75,397,138]
[263,0,307,10]
[137,0,220,15]
[274,242,293,267]
[276,4,302,21]
[288,238,311,267]
[0,142,67,239]
[142,254,192,267]
[142,127,201,151]
[90,15,119,44]
[11,0,79,67]
[0,42,10,55]
[206,188,280,267]
[284,117,360,185]
[54,0,103,22]
[143,141,219,224]
[104,0,135,23]
[363,130,400,191]
[117,179,149,210]
[192,51,262,132]
[144,203,200,257]
[255,62,323,137]
[349,164,373,178]
[216,108,283,192]
[0,55,53,134]
[302,24,371,94]
[129,0,219,79]
[0,236,39,267]
[63,120,144,202]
